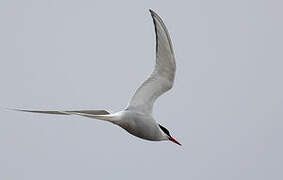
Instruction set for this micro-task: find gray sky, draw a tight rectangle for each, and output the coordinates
[0,0,282,179]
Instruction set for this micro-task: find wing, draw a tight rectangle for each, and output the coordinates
[10,108,119,123]
[127,9,176,115]
[10,109,110,115]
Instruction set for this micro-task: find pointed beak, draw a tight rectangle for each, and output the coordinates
[169,137,182,146]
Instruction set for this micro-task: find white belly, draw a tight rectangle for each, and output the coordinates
[114,110,162,141]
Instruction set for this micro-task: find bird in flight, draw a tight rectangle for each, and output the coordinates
[13,9,181,146]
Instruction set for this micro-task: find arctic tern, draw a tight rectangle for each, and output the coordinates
[13,9,181,146]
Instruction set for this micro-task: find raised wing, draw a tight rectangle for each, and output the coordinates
[126,10,176,115]
[11,109,110,115]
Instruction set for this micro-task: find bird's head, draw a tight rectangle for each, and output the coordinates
[158,124,181,146]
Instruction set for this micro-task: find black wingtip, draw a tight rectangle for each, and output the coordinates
[149,9,155,16]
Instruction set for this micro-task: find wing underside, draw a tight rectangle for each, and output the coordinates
[127,10,176,115]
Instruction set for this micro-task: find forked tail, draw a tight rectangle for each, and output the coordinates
[65,112,119,123]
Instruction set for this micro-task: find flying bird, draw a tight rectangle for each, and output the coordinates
[13,10,181,146]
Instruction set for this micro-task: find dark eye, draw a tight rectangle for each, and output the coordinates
[159,124,171,137]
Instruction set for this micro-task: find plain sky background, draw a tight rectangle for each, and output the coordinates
[0,0,282,179]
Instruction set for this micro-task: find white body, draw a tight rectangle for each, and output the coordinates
[92,110,166,141]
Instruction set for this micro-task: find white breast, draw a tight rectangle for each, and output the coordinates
[114,110,163,141]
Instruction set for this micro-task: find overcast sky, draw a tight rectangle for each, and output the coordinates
[0,0,282,179]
